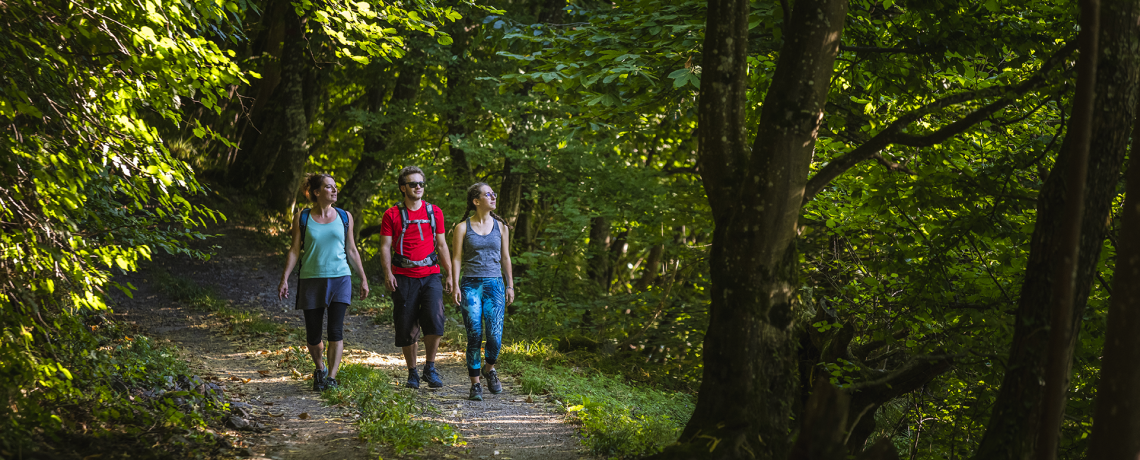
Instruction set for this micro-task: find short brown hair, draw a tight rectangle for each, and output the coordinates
[397,166,425,186]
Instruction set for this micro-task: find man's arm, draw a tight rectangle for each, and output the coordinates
[379,235,397,291]
[435,231,454,294]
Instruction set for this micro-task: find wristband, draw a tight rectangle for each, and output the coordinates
[506,286,514,290]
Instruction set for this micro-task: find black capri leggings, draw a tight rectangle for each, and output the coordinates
[303,302,348,345]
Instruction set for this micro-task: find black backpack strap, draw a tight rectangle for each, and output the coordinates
[397,203,410,256]
[426,203,437,237]
[335,207,349,239]
[299,208,311,269]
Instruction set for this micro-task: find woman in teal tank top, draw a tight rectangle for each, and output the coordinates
[277,174,370,391]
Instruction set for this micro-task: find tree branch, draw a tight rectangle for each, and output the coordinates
[803,41,1077,204]
[847,354,955,401]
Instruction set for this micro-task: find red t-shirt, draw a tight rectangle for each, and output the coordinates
[381,202,446,277]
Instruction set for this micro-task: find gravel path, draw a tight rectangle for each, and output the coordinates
[111,228,590,460]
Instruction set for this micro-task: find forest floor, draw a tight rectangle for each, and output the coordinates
[110,226,590,460]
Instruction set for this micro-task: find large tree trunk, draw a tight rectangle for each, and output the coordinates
[972,0,1140,457]
[261,35,323,212]
[226,14,320,212]
[444,17,476,185]
[341,52,425,215]
[652,0,848,457]
[498,155,525,227]
[1036,1,1098,458]
[1085,70,1140,460]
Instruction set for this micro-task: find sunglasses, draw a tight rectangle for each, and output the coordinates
[401,181,426,189]
[484,191,496,199]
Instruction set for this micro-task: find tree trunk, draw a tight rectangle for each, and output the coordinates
[341,53,425,214]
[498,156,525,227]
[651,0,848,457]
[261,32,323,212]
[587,216,611,289]
[227,14,318,213]
[634,243,665,292]
[1035,1,1098,458]
[445,17,476,185]
[972,0,1140,457]
[1086,71,1140,460]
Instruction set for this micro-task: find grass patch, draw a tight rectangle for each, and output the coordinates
[321,363,462,454]
[500,340,694,459]
[348,291,395,326]
[152,267,294,338]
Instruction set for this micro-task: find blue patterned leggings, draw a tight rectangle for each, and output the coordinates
[460,277,505,377]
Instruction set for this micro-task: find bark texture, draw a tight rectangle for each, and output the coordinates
[1086,92,1140,460]
[227,14,322,212]
[341,53,425,214]
[972,0,1140,457]
[444,17,476,184]
[1036,1,1098,457]
[650,0,848,457]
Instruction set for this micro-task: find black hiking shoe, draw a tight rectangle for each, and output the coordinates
[312,367,328,391]
[324,377,339,390]
[423,363,443,388]
[406,368,420,389]
[482,368,502,394]
[469,383,483,401]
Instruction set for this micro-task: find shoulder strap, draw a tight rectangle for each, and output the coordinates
[299,208,311,268]
[396,203,409,256]
[426,202,437,236]
[335,207,349,238]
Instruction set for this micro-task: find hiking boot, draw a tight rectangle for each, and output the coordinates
[482,368,502,394]
[422,362,443,388]
[469,383,483,401]
[405,368,420,389]
[324,377,339,390]
[312,367,328,391]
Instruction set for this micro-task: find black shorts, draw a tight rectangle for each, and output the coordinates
[391,273,445,347]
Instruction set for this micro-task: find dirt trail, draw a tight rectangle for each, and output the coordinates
[111,229,588,460]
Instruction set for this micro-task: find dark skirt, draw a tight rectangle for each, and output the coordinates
[295,275,352,310]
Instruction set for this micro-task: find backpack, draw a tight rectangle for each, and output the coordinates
[392,202,439,268]
[299,207,349,270]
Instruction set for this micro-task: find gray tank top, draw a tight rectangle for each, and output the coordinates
[462,217,502,278]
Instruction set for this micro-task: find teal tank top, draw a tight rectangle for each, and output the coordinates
[299,218,352,279]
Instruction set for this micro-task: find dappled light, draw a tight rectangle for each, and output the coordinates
[3,0,1137,459]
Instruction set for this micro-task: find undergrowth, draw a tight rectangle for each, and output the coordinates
[320,363,463,454]
[500,340,694,459]
[0,313,238,459]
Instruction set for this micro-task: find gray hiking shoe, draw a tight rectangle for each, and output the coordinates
[469,382,483,401]
[482,368,502,394]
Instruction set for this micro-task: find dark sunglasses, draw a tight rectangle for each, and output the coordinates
[401,181,426,189]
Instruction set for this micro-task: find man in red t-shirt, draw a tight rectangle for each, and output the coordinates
[380,166,455,389]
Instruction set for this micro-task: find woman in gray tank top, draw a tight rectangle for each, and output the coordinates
[449,182,514,401]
